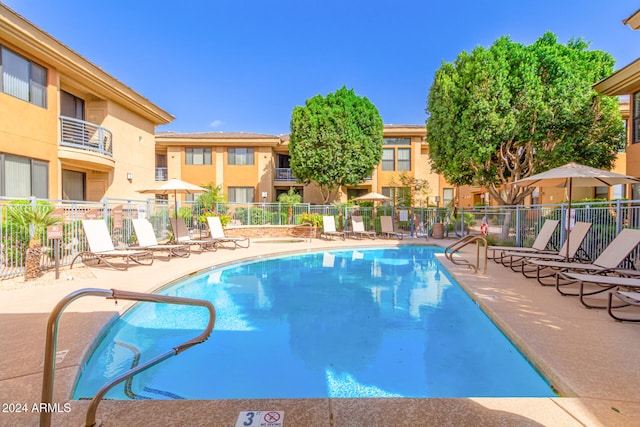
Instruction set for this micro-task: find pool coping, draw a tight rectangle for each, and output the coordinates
[1,237,639,426]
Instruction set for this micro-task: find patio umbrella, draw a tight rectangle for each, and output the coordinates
[512,162,640,259]
[138,178,208,219]
[353,191,392,224]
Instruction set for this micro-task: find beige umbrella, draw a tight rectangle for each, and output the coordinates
[512,162,640,259]
[353,191,392,202]
[353,191,392,225]
[138,178,208,219]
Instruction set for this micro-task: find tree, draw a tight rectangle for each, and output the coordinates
[277,187,302,224]
[289,86,384,203]
[426,32,625,206]
[7,201,62,280]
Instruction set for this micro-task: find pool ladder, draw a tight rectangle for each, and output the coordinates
[445,235,488,274]
[39,288,216,427]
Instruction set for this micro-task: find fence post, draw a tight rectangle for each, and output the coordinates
[515,205,521,247]
[615,199,622,234]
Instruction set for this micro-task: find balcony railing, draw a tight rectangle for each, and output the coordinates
[59,116,113,157]
[275,168,296,181]
[155,167,168,181]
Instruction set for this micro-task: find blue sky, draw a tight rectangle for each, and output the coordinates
[3,1,640,135]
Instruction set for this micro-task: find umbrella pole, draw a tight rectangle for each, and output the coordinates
[566,178,572,260]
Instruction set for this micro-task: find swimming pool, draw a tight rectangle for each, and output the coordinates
[73,246,556,400]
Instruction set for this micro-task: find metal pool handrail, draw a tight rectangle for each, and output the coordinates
[445,235,488,274]
[39,288,216,427]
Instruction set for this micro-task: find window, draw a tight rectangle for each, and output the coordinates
[382,148,395,171]
[595,186,609,200]
[0,46,47,108]
[443,188,454,207]
[62,169,85,201]
[382,186,410,205]
[185,147,212,165]
[0,153,48,198]
[634,92,640,144]
[397,148,411,171]
[228,148,254,165]
[228,187,254,203]
[383,138,411,145]
[61,90,84,120]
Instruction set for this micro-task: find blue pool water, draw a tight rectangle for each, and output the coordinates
[73,246,555,400]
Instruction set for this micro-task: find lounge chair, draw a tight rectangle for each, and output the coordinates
[169,217,218,252]
[350,215,376,239]
[608,290,640,322]
[206,216,250,248]
[379,216,410,240]
[561,273,640,309]
[504,221,591,272]
[320,216,345,240]
[131,218,190,259]
[487,219,559,262]
[71,219,154,270]
[527,228,640,287]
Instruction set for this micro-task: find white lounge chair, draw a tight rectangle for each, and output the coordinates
[350,215,376,239]
[505,221,591,272]
[527,228,640,287]
[169,217,218,252]
[608,290,640,322]
[488,219,559,262]
[206,216,250,248]
[320,216,345,240]
[379,216,409,240]
[131,218,190,259]
[561,273,640,309]
[71,220,154,270]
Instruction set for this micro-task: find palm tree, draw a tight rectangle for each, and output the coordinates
[7,202,62,280]
[278,188,302,224]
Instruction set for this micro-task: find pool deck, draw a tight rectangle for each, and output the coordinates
[1,236,640,426]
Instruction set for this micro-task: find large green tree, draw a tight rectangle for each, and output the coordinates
[289,86,384,203]
[426,32,625,205]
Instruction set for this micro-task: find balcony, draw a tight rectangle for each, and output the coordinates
[155,167,168,181]
[59,116,113,156]
[275,168,297,181]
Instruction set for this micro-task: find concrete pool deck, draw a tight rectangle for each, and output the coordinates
[0,237,639,426]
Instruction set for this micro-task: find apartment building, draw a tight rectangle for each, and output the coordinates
[155,125,453,206]
[0,4,173,201]
[594,8,640,200]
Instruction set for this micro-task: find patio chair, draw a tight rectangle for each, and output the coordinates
[350,215,376,239]
[169,217,218,252]
[379,216,410,240]
[560,273,640,309]
[608,290,640,322]
[487,219,559,262]
[206,216,250,248]
[504,221,591,271]
[526,228,640,287]
[71,219,154,271]
[320,216,345,240]
[131,218,190,259]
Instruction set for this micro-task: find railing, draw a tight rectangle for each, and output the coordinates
[445,235,488,274]
[274,168,296,181]
[155,167,168,181]
[59,116,113,157]
[3,196,640,280]
[39,287,216,427]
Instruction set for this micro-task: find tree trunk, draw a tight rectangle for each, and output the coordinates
[25,239,43,280]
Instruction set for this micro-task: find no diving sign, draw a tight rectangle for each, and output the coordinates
[236,411,284,427]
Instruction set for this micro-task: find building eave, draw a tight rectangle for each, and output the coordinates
[593,58,640,96]
[623,9,640,30]
[0,4,174,125]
